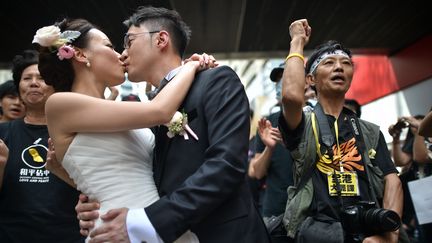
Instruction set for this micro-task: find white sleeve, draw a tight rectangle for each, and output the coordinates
[126,208,164,243]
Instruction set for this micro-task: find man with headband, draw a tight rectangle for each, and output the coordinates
[278,19,403,242]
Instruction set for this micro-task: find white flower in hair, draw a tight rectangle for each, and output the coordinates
[33,25,82,60]
[32,25,61,47]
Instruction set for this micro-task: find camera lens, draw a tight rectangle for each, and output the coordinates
[363,208,401,232]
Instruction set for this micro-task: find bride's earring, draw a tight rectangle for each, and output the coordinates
[86,61,91,68]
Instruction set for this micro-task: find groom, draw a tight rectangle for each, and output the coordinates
[77,6,270,243]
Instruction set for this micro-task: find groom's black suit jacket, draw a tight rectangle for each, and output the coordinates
[147,66,270,243]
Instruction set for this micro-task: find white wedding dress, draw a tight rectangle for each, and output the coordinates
[61,128,198,243]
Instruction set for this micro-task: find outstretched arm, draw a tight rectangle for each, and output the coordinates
[419,110,432,137]
[281,19,311,130]
[403,116,432,164]
[47,60,206,134]
[413,133,432,163]
[46,59,215,162]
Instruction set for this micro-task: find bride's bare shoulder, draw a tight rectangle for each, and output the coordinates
[46,92,101,110]
[47,92,91,101]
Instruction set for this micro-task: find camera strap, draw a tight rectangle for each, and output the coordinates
[346,113,366,155]
[345,112,382,206]
[312,103,345,216]
[312,103,345,172]
[293,103,336,198]
[313,103,334,158]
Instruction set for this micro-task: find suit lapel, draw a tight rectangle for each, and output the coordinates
[151,72,192,192]
[151,78,170,190]
[154,120,174,192]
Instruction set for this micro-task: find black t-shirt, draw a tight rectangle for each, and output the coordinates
[0,119,84,243]
[278,108,398,219]
[255,111,294,217]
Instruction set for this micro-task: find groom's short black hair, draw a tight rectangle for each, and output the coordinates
[124,6,192,58]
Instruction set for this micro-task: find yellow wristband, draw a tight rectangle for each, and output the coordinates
[285,53,305,62]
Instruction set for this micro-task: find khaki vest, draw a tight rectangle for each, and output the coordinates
[283,111,384,238]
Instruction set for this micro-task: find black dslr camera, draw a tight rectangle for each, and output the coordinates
[340,201,401,242]
[389,119,410,137]
[393,119,410,130]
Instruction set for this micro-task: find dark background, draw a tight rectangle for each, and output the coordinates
[1,0,431,66]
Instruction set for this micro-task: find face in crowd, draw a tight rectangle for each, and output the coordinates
[19,64,54,108]
[0,81,25,121]
[305,41,354,98]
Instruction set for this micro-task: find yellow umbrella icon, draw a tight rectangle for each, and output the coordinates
[29,148,44,163]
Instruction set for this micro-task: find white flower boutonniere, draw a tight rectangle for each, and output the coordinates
[165,111,199,140]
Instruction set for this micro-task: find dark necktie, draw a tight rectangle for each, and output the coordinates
[146,78,169,100]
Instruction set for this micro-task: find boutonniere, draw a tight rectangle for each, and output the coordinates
[165,111,199,140]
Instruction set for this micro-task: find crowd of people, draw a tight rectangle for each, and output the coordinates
[0,5,431,243]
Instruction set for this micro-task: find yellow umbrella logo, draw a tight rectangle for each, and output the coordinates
[21,144,48,169]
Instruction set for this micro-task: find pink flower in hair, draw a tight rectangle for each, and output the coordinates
[57,45,75,60]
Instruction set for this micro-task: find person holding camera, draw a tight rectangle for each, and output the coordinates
[390,115,432,242]
[278,19,403,243]
[389,115,431,168]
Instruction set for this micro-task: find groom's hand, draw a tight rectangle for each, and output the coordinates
[76,194,100,236]
[89,208,130,243]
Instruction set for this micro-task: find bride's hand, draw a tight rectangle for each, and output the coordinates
[184,52,218,70]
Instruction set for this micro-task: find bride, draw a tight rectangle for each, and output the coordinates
[33,18,214,242]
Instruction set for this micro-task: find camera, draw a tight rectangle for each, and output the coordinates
[393,119,410,130]
[389,119,410,137]
[340,201,401,242]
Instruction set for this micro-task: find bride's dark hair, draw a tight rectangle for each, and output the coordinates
[36,18,96,92]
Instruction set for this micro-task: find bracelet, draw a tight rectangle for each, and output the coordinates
[285,53,305,62]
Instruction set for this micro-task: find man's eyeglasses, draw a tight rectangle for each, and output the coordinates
[123,31,160,49]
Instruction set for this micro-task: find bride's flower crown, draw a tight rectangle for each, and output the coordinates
[32,25,81,60]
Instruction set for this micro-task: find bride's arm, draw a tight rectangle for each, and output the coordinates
[46,60,207,134]
[149,60,206,122]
